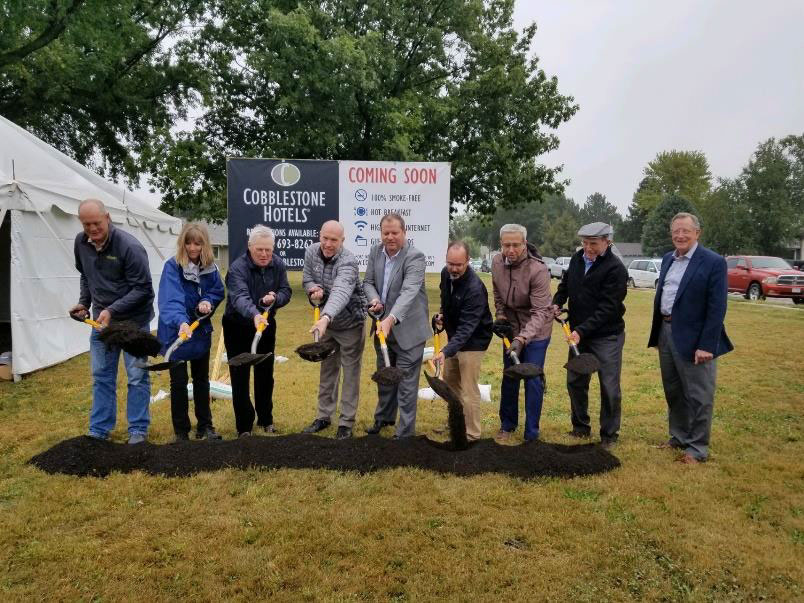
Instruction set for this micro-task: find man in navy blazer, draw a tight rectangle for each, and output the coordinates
[648,212,733,464]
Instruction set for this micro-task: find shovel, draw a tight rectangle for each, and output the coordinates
[295,295,337,362]
[368,309,403,385]
[227,302,274,368]
[69,311,161,358]
[555,310,600,375]
[424,316,469,450]
[138,312,211,371]
[492,321,544,380]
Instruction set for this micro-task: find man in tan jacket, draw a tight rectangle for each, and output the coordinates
[491,224,553,441]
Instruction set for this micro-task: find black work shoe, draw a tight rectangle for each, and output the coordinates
[567,429,591,439]
[172,433,189,444]
[600,437,618,449]
[197,428,222,440]
[335,426,352,440]
[302,419,331,434]
[366,420,394,435]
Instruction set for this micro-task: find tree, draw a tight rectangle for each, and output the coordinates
[740,136,802,256]
[147,0,578,221]
[541,211,579,257]
[579,192,622,228]
[632,150,711,217]
[641,194,696,257]
[0,0,204,180]
[698,178,755,255]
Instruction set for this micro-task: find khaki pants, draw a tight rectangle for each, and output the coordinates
[444,350,485,441]
[316,324,366,427]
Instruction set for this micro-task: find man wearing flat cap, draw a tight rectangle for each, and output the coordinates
[550,222,628,448]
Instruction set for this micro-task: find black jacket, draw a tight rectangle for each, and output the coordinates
[439,266,493,357]
[223,252,292,325]
[74,224,154,325]
[552,248,627,339]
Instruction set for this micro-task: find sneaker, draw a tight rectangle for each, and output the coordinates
[128,433,147,445]
[335,426,352,440]
[239,431,252,438]
[600,438,617,450]
[196,428,222,440]
[262,424,277,434]
[495,429,513,442]
[172,433,190,444]
[302,419,331,434]
[87,432,108,441]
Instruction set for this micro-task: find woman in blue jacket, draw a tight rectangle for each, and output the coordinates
[158,223,225,441]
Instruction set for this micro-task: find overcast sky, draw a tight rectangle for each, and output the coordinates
[514,0,804,213]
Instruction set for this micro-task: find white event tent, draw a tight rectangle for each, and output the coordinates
[0,115,181,380]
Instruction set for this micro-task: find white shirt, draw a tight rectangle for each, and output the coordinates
[660,243,698,315]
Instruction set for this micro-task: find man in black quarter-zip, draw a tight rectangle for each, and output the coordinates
[551,222,627,448]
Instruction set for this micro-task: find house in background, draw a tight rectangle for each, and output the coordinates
[199,221,230,271]
[611,242,643,263]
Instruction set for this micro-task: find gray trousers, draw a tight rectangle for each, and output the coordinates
[373,335,424,438]
[315,324,366,427]
[567,331,624,440]
[658,321,716,460]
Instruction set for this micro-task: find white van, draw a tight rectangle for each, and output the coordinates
[627,258,662,288]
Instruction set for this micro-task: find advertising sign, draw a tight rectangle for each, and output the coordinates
[338,161,450,273]
[227,159,339,267]
[227,159,450,272]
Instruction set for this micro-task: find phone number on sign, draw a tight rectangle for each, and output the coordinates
[275,237,315,250]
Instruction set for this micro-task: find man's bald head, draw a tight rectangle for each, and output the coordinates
[78,198,111,246]
[319,220,345,258]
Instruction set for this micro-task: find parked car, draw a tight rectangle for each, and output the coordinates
[627,258,662,288]
[792,259,804,271]
[549,256,572,279]
[470,259,482,271]
[727,255,804,303]
[540,256,555,269]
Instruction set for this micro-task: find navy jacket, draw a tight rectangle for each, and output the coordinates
[74,224,154,325]
[223,252,292,325]
[157,257,225,361]
[552,248,627,339]
[648,244,734,361]
[439,266,493,357]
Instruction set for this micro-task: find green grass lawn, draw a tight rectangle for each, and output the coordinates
[1,272,802,600]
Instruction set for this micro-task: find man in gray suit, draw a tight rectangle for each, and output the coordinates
[363,213,431,438]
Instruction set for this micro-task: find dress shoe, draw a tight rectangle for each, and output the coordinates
[172,432,190,444]
[677,453,701,465]
[335,426,352,440]
[366,420,394,435]
[567,429,591,439]
[302,419,331,434]
[239,431,251,438]
[600,437,617,450]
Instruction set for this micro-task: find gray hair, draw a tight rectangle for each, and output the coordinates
[248,224,276,246]
[499,223,527,242]
[671,212,701,231]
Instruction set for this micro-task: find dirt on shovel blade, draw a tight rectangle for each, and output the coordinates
[98,321,161,357]
[565,353,600,374]
[371,366,404,385]
[29,435,621,480]
[503,363,544,380]
[295,341,337,362]
[227,353,272,367]
[424,372,468,451]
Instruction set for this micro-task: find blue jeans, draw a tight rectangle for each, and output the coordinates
[499,337,550,440]
[88,325,151,437]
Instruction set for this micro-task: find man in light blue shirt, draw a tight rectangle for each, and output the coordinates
[660,242,698,316]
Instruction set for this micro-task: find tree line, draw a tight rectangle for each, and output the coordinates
[454,136,804,259]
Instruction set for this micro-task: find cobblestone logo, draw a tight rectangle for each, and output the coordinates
[270,162,301,186]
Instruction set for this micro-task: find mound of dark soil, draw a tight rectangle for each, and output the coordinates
[29,435,620,480]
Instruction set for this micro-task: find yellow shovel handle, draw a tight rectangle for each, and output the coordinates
[376,320,386,346]
[561,321,573,342]
[502,336,511,350]
[257,310,269,333]
[314,306,320,322]
[85,318,102,329]
[179,319,201,341]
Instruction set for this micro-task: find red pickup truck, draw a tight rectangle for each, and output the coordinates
[726,255,804,303]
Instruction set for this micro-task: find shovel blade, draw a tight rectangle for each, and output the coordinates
[227,352,272,368]
[142,361,182,372]
[565,353,600,375]
[371,366,404,385]
[295,341,337,363]
[503,363,544,380]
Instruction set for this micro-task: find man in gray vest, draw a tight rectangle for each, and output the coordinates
[301,220,367,439]
[363,213,430,438]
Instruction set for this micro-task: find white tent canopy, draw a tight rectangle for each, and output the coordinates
[0,115,180,379]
